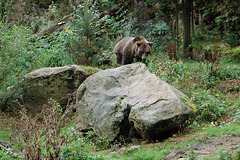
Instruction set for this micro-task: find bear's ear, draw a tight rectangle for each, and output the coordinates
[133,36,143,43]
[148,42,153,47]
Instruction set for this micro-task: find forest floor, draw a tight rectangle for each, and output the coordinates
[0,109,240,159]
[96,121,240,159]
[151,130,240,159]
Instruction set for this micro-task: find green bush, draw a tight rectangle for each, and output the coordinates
[235,108,240,124]
[0,24,74,93]
[217,148,240,160]
[0,25,32,92]
[223,46,240,61]
[31,31,74,67]
[149,60,191,84]
[215,64,240,80]
[67,2,132,67]
[193,90,228,123]
[61,139,104,160]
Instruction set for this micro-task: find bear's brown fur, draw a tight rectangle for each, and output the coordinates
[113,36,153,65]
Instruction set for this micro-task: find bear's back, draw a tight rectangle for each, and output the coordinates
[113,37,135,53]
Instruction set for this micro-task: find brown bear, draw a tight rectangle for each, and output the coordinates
[113,36,153,65]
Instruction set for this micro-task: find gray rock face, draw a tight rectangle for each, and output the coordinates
[23,65,98,113]
[75,63,195,141]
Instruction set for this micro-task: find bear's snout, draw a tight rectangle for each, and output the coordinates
[141,53,147,60]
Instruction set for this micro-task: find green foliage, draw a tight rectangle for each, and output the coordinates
[215,63,240,80]
[217,149,233,160]
[150,60,191,84]
[131,19,168,38]
[223,46,240,61]
[69,1,106,65]
[149,56,239,124]
[187,149,197,160]
[198,1,239,47]
[192,90,228,123]
[0,25,75,110]
[0,0,15,22]
[114,148,170,160]
[214,5,239,47]
[31,32,74,67]
[61,132,105,160]
[67,2,131,66]
[29,0,54,9]
[234,108,240,124]
[0,25,31,92]
[61,142,104,160]
[217,148,240,160]
[60,130,109,159]
[84,131,111,151]
[101,6,132,38]
[206,123,240,137]
[0,24,74,93]
[0,150,20,160]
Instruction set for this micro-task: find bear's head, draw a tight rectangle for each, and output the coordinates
[133,36,153,61]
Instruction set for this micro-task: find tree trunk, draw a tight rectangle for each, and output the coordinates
[175,0,179,59]
[183,0,192,58]
[191,0,194,38]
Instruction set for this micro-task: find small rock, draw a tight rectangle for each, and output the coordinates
[117,147,126,155]
[141,140,150,145]
[128,145,142,152]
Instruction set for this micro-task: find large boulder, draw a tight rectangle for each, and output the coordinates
[22,65,99,112]
[75,63,196,141]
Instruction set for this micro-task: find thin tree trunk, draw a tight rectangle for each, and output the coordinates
[176,0,179,58]
[183,0,192,58]
[191,0,194,38]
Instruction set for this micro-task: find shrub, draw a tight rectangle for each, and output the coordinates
[223,46,240,61]
[66,2,132,67]
[5,99,73,159]
[216,148,240,160]
[61,136,105,160]
[149,60,191,84]
[69,1,107,65]
[192,90,228,123]
[0,24,74,93]
[0,25,32,92]
[234,108,240,124]
[215,64,240,81]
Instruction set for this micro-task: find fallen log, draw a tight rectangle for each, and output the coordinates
[29,13,74,41]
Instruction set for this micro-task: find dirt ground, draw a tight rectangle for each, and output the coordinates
[163,136,240,159]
